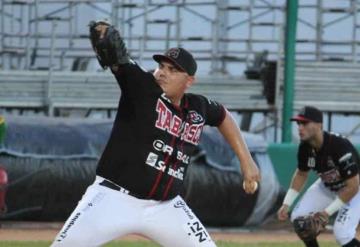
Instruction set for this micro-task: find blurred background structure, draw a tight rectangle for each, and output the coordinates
[1,0,360,225]
[1,0,360,141]
[1,0,360,142]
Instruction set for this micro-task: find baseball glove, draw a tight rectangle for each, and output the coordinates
[89,20,130,69]
[293,212,329,241]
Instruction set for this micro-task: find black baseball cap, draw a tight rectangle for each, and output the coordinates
[153,47,197,76]
[290,106,323,123]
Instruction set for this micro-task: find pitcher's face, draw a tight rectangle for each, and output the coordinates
[153,61,194,103]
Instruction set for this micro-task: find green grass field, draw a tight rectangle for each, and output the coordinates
[0,241,339,247]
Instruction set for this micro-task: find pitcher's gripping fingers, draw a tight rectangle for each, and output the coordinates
[243,180,258,194]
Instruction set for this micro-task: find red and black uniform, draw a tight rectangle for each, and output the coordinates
[96,62,226,201]
[297,131,360,191]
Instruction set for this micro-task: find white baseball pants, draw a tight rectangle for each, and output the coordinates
[291,179,360,245]
[51,176,216,247]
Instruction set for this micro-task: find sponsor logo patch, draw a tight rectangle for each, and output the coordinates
[184,220,211,244]
[57,212,81,241]
[145,152,185,180]
[174,200,212,244]
[336,207,349,224]
[174,200,194,220]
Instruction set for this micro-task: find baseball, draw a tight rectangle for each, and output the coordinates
[243,180,258,193]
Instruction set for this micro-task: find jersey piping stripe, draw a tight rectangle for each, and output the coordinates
[162,140,185,200]
[147,98,189,199]
[161,160,180,200]
[147,135,177,198]
[161,107,187,200]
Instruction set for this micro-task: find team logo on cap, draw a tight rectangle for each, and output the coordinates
[166,48,180,59]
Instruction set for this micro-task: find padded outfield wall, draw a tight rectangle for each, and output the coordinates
[0,116,282,226]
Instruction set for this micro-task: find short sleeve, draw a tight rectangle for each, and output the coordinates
[202,97,226,127]
[297,143,310,171]
[334,138,359,179]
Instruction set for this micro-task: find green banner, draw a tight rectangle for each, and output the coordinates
[268,143,319,190]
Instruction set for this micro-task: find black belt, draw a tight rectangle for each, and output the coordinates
[99,180,140,198]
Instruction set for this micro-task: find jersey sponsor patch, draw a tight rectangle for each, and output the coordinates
[153,139,174,155]
[177,151,190,164]
[152,139,190,164]
[168,166,184,180]
[145,152,185,180]
[145,152,161,169]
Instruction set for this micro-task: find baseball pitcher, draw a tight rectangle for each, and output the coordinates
[50,21,260,247]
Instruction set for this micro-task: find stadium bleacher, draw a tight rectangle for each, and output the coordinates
[293,61,360,113]
[0,70,271,116]
[277,61,360,114]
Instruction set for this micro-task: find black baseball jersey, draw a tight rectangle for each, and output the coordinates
[297,131,360,191]
[96,62,226,200]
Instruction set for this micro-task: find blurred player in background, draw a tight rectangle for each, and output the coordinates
[278,106,360,247]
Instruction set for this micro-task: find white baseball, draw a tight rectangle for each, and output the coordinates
[243,180,258,192]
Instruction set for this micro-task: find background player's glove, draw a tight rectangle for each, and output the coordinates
[293,212,328,242]
[89,20,130,69]
[313,211,329,229]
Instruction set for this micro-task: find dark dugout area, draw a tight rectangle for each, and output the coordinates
[0,116,283,226]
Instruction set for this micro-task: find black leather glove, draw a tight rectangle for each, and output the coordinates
[89,20,130,69]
